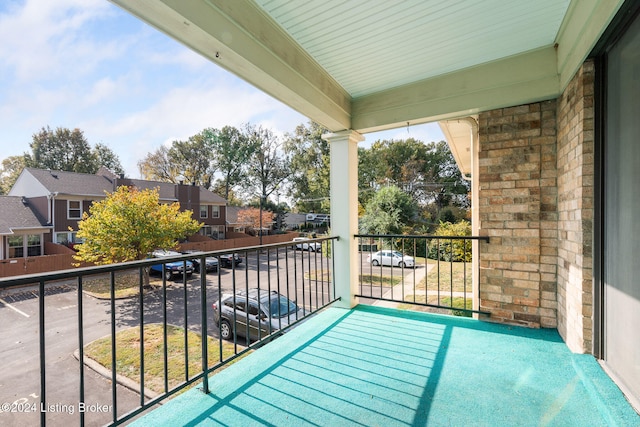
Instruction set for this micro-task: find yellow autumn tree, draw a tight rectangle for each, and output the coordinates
[74,186,201,265]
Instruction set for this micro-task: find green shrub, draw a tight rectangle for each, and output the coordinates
[428,220,472,262]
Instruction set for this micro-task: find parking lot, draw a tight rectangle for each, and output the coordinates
[0,248,331,426]
[0,246,422,426]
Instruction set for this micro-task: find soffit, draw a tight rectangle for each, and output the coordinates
[110,0,623,134]
[254,0,570,98]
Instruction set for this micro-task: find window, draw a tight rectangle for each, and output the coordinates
[55,232,69,244]
[248,303,260,317]
[7,234,41,258]
[68,200,81,219]
[235,300,247,313]
[27,235,41,256]
[199,226,212,237]
[7,235,23,258]
[212,205,220,218]
[200,205,208,218]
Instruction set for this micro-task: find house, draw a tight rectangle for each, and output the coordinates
[224,206,246,234]
[4,167,228,258]
[110,0,640,413]
[0,196,50,259]
[283,212,330,230]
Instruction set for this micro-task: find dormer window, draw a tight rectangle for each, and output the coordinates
[68,200,82,219]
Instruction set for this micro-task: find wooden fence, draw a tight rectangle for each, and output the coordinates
[178,232,299,252]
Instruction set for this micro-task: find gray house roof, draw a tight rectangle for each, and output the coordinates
[199,187,226,204]
[225,206,242,225]
[21,167,113,197]
[11,168,226,204]
[0,196,49,234]
[125,179,177,201]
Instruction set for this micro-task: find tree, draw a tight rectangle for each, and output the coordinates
[74,186,201,273]
[138,146,178,183]
[283,121,330,213]
[138,131,217,188]
[0,156,26,195]
[168,131,217,188]
[359,185,417,235]
[25,126,96,173]
[213,126,256,200]
[244,123,291,242]
[92,143,125,176]
[19,126,124,176]
[357,138,470,231]
[244,123,291,202]
[428,220,472,262]
[358,146,386,207]
[237,207,275,233]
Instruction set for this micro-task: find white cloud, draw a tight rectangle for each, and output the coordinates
[0,0,115,81]
[0,0,306,178]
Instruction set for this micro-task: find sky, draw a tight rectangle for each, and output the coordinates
[0,0,445,178]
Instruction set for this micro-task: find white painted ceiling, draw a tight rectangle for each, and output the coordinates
[254,0,570,98]
[111,0,622,138]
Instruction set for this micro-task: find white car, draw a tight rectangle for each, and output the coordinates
[293,237,322,251]
[367,250,415,268]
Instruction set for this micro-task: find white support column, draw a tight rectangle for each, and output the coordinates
[470,120,481,315]
[323,130,364,309]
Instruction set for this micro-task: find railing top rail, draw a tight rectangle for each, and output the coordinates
[354,234,489,241]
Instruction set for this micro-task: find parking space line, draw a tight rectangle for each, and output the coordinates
[0,298,30,318]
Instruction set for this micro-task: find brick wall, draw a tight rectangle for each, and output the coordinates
[556,61,595,353]
[478,101,558,328]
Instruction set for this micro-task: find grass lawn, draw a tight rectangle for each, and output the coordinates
[418,259,472,293]
[304,271,403,289]
[359,274,403,287]
[83,270,164,299]
[400,294,473,317]
[84,324,247,394]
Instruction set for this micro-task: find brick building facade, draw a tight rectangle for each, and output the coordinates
[478,61,595,353]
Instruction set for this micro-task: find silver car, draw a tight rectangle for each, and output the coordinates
[293,237,322,251]
[212,289,306,341]
[367,250,415,268]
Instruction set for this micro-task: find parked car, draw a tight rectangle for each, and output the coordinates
[366,250,415,268]
[212,289,305,341]
[150,250,194,279]
[181,250,219,273]
[219,253,243,268]
[293,237,322,251]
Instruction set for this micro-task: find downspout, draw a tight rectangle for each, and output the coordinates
[48,192,58,240]
[466,117,480,318]
[441,117,480,315]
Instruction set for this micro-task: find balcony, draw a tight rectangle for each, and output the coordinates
[132,304,637,426]
[0,237,637,426]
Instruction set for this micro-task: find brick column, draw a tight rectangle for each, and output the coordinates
[478,101,558,328]
[556,61,595,353]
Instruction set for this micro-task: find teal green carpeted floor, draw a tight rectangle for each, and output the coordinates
[132,305,639,426]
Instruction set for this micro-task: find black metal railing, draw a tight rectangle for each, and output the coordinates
[0,236,337,426]
[355,234,489,316]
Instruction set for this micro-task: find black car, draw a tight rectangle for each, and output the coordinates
[219,253,242,268]
[181,250,219,273]
[212,289,305,341]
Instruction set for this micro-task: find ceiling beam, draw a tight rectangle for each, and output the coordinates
[351,47,560,134]
[110,0,352,131]
[556,0,624,89]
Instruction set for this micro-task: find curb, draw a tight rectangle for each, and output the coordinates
[73,349,159,400]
